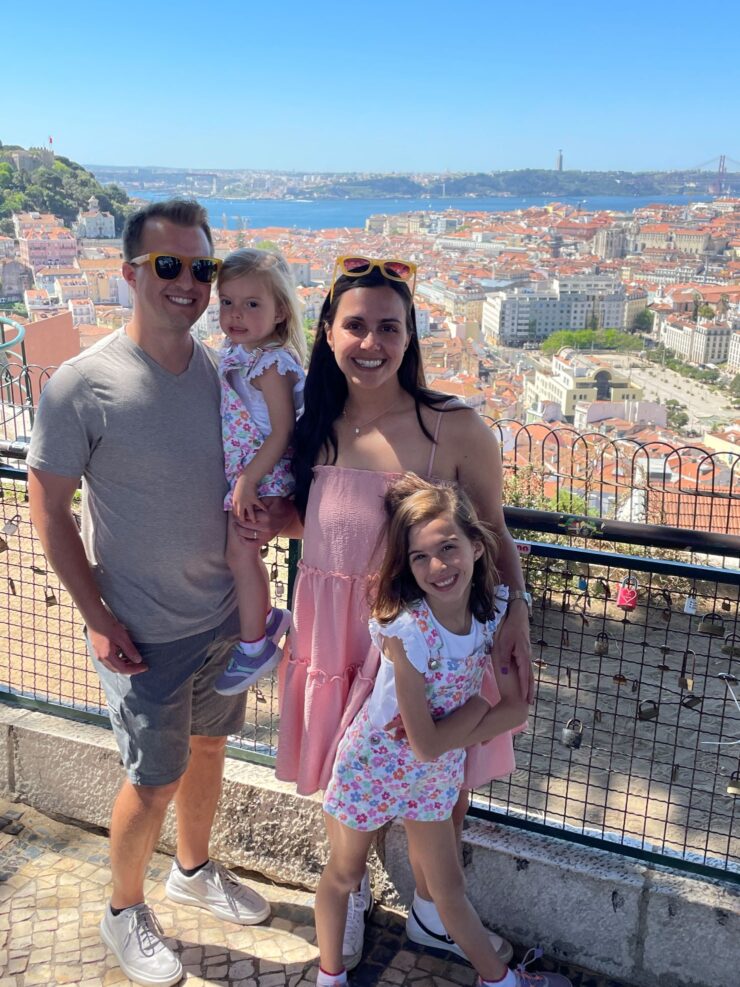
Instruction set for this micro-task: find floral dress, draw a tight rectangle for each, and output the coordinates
[219,343,305,510]
[323,592,508,830]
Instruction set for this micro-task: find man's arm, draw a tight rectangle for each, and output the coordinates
[28,467,145,674]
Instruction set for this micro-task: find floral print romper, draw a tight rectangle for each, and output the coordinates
[324,593,508,829]
[219,343,305,510]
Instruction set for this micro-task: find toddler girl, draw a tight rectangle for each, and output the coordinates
[314,474,570,987]
[214,248,306,695]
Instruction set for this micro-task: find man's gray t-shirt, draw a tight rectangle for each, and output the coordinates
[27,329,235,643]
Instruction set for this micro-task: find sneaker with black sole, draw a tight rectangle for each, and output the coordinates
[342,869,373,971]
[165,860,270,924]
[406,901,514,964]
[99,903,183,987]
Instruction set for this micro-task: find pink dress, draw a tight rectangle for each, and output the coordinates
[276,452,518,796]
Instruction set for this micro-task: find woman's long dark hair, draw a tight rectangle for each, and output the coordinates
[293,267,450,517]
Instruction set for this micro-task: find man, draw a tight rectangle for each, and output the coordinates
[28,200,276,987]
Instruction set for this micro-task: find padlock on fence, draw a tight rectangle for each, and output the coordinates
[727,771,740,797]
[560,717,583,750]
[698,611,725,635]
[683,589,698,615]
[721,597,732,612]
[1,514,21,537]
[617,576,638,612]
[721,633,740,657]
[593,631,610,656]
[637,699,659,721]
[678,649,696,691]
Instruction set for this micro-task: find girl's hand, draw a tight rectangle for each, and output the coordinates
[233,473,265,523]
[384,713,407,741]
[496,601,535,704]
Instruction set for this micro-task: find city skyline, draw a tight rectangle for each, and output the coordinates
[5,0,740,174]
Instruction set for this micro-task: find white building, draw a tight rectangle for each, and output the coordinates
[74,197,116,239]
[659,318,732,365]
[524,348,642,422]
[68,298,96,326]
[482,275,627,345]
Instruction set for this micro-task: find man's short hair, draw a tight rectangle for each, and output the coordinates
[122,199,213,261]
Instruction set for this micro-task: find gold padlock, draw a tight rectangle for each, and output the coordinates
[44,589,57,607]
[727,771,740,797]
[698,611,725,635]
[721,633,740,657]
[678,650,695,691]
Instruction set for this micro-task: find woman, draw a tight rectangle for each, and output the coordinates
[274,256,533,967]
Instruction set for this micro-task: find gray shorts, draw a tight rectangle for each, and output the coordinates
[90,609,244,787]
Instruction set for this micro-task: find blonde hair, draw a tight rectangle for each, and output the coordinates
[218,247,306,363]
[372,473,500,625]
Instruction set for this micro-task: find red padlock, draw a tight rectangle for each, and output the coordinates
[617,575,638,612]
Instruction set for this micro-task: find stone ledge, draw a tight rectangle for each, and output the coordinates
[1,705,738,987]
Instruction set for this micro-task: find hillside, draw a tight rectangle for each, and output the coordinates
[0,142,131,236]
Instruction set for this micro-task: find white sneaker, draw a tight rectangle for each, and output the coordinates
[165,860,270,925]
[99,903,182,987]
[406,898,514,964]
[512,948,574,987]
[342,869,373,971]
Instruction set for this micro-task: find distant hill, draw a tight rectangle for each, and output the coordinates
[0,142,132,237]
[88,162,740,201]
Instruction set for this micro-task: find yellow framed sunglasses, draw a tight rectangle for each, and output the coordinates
[129,252,222,284]
[330,256,417,301]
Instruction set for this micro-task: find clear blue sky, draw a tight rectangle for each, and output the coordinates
[4,0,739,173]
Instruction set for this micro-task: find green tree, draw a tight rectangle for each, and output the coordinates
[631,308,654,333]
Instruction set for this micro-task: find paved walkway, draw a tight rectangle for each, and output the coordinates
[0,800,633,987]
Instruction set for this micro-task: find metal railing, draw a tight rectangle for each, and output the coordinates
[1,452,738,883]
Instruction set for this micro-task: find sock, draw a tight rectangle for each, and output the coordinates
[238,636,266,655]
[110,901,143,917]
[480,970,516,987]
[176,858,209,878]
[412,890,446,934]
[317,967,347,986]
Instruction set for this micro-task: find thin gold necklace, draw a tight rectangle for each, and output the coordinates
[342,399,401,436]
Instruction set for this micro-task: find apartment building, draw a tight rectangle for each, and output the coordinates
[659,317,732,364]
[68,298,96,326]
[722,330,740,372]
[19,229,77,271]
[482,275,627,345]
[524,349,642,422]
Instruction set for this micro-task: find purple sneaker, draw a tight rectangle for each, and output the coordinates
[265,607,292,644]
[214,639,282,696]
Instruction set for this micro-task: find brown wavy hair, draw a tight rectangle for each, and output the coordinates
[372,473,500,625]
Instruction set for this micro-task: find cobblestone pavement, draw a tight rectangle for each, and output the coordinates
[0,800,635,987]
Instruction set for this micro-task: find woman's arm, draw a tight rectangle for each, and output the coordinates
[444,409,534,704]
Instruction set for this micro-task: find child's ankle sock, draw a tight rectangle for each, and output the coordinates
[239,636,266,655]
[412,890,445,934]
[317,967,347,986]
[479,969,516,987]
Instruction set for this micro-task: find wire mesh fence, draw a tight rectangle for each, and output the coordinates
[2,463,738,881]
